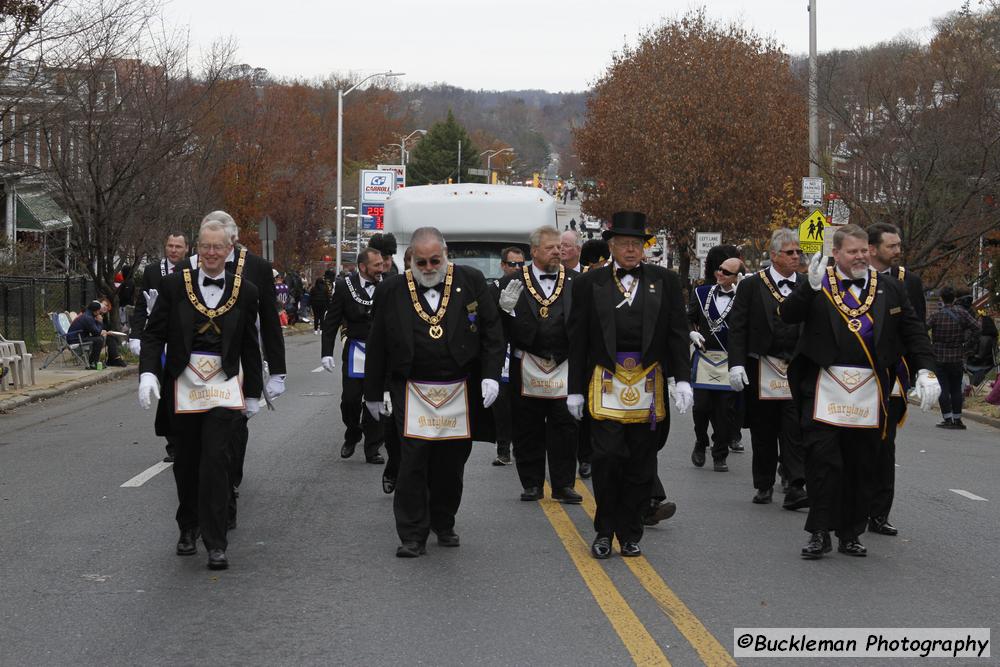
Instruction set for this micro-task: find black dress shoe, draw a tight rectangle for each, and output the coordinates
[729,440,745,453]
[382,474,396,494]
[838,537,867,557]
[492,453,512,466]
[551,486,583,504]
[163,454,175,463]
[935,418,957,429]
[691,446,706,468]
[952,418,967,430]
[591,536,612,559]
[207,549,228,570]
[340,440,358,458]
[752,487,773,504]
[520,486,543,501]
[643,501,677,526]
[620,541,642,557]
[176,529,198,556]
[396,541,426,558]
[713,459,728,472]
[578,461,592,479]
[868,516,898,536]
[801,530,832,559]
[365,454,386,464]
[782,486,809,511]
[434,529,460,547]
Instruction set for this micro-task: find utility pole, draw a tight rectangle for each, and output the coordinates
[809,0,819,178]
[457,140,462,184]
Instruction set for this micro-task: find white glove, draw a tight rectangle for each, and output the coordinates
[674,381,694,414]
[128,338,141,356]
[321,356,336,373]
[914,369,941,411]
[381,390,392,416]
[138,372,160,410]
[667,376,677,402]
[143,289,158,315]
[365,400,382,419]
[243,397,260,418]
[567,393,585,420]
[689,331,705,348]
[265,374,286,399]
[808,252,827,291]
[482,378,499,408]
[729,365,749,391]
[498,280,523,314]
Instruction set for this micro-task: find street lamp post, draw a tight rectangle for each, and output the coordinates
[337,71,404,275]
[393,129,427,166]
[479,147,514,184]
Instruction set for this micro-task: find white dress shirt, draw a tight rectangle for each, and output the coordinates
[422,285,442,312]
[714,286,736,310]
[199,270,226,309]
[769,265,797,296]
[835,267,867,300]
[531,263,558,298]
[612,262,639,306]
[359,274,376,298]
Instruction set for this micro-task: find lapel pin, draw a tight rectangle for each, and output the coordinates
[456,287,462,293]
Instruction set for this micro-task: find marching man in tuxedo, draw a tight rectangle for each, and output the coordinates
[567,212,693,560]
[364,227,504,557]
[780,224,938,560]
[688,252,743,472]
[138,220,263,570]
[727,228,809,509]
[865,222,926,536]
[497,225,580,504]
[321,246,386,465]
[190,212,286,530]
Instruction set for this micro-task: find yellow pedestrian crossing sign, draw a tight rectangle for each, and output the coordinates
[798,209,827,254]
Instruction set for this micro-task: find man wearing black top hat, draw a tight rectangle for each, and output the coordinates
[368,232,400,277]
[567,211,693,559]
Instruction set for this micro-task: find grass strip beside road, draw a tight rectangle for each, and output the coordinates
[574,481,737,667]
[538,485,670,666]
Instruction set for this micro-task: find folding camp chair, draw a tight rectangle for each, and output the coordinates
[0,334,34,386]
[965,344,1000,396]
[40,312,93,369]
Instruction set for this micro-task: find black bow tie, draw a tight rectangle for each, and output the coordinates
[170,265,178,273]
[841,278,866,289]
[417,283,442,294]
[362,280,373,289]
[716,291,733,299]
[202,276,224,289]
[778,279,794,289]
[616,266,640,279]
[539,273,558,281]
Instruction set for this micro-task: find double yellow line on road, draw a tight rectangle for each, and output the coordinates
[541,482,736,667]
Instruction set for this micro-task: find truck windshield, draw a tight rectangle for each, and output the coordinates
[446,242,513,281]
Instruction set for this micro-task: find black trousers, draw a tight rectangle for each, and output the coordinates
[173,407,240,550]
[693,388,737,461]
[801,398,880,539]
[76,334,120,365]
[870,396,904,520]
[342,346,382,453]
[384,411,401,481]
[510,359,578,489]
[937,360,965,416]
[492,381,513,447]
[577,413,592,465]
[311,305,326,330]
[390,381,473,543]
[746,359,805,491]
[590,418,663,543]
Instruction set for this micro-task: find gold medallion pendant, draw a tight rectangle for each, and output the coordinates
[539,306,549,318]
[848,318,862,333]
[406,264,455,338]
[429,324,444,339]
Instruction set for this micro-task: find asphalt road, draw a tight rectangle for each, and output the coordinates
[1,333,997,666]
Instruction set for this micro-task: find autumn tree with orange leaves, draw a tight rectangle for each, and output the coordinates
[574,9,807,279]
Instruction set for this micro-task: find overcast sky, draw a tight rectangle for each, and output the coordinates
[163,0,965,92]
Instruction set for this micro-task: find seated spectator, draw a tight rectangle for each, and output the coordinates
[67,300,126,369]
[969,309,998,366]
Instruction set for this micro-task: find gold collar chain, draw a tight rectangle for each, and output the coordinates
[759,269,786,303]
[522,264,565,318]
[612,267,639,300]
[826,266,877,328]
[406,263,454,339]
[183,267,243,334]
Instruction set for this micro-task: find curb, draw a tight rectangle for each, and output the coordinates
[0,366,138,413]
[0,325,313,414]
[906,395,1000,430]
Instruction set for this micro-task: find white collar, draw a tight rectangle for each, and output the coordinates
[225,248,236,263]
[835,267,867,286]
[769,265,795,285]
[200,267,226,282]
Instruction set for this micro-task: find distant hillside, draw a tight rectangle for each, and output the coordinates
[398,85,589,176]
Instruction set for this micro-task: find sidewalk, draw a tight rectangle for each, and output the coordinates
[0,322,313,413]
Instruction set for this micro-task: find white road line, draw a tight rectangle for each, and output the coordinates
[311,366,324,373]
[121,461,173,488]
[950,489,989,502]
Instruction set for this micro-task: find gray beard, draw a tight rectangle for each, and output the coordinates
[410,261,448,288]
[850,266,868,279]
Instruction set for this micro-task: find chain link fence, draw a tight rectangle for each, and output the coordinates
[0,276,97,349]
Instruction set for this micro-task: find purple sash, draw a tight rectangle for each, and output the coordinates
[822,273,876,354]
